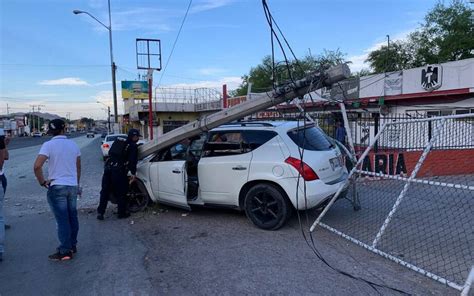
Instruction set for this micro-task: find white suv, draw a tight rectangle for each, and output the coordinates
[135,121,348,230]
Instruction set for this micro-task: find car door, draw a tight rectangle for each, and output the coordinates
[148,142,190,209]
[198,130,252,206]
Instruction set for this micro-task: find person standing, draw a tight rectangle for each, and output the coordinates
[0,131,10,232]
[0,132,7,261]
[34,119,81,261]
[97,129,140,220]
[335,121,347,146]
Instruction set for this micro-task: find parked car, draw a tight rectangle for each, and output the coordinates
[86,131,95,138]
[32,131,42,137]
[134,121,348,230]
[101,134,127,160]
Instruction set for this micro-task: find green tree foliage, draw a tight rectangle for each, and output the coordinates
[232,49,347,96]
[79,117,95,129]
[366,0,474,73]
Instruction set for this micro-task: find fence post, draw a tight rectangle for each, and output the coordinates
[374,113,379,153]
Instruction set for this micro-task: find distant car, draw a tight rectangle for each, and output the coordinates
[32,132,42,137]
[101,134,127,160]
[86,131,95,138]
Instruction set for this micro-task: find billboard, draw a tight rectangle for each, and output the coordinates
[121,81,149,100]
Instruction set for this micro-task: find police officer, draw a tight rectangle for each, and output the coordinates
[97,129,140,220]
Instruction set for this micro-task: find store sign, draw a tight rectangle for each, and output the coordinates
[121,81,149,100]
[421,65,442,91]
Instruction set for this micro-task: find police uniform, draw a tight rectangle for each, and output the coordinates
[97,129,140,219]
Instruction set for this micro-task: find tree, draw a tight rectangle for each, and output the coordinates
[79,117,95,129]
[366,41,413,73]
[366,0,474,73]
[232,49,347,96]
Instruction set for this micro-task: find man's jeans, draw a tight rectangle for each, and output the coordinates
[0,181,4,255]
[47,185,79,254]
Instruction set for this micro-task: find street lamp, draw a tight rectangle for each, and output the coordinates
[73,0,118,128]
[97,101,111,132]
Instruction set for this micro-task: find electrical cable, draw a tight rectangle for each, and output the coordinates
[157,0,193,87]
[261,1,411,294]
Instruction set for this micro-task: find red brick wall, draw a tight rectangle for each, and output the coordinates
[356,149,474,177]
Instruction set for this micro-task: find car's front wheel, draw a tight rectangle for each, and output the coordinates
[127,181,150,213]
[244,183,292,230]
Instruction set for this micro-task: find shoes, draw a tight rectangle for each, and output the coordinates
[4,224,11,230]
[117,213,131,219]
[97,214,104,220]
[72,246,77,254]
[48,251,73,261]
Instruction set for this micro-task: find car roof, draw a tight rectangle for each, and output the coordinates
[212,121,312,132]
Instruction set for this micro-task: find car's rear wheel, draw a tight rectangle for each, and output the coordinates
[244,183,292,230]
[127,181,150,213]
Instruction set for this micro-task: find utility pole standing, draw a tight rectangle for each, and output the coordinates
[37,105,45,132]
[107,106,111,133]
[30,105,36,132]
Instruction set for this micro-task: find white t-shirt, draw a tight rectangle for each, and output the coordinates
[38,135,81,186]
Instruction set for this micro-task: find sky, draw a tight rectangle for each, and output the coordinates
[0,0,443,120]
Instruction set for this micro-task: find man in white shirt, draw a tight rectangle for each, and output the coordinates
[34,119,81,261]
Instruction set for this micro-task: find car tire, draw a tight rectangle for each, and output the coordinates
[244,183,292,230]
[127,181,150,213]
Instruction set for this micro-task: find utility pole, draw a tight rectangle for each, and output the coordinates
[30,105,36,132]
[386,34,390,72]
[107,106,111,133]
[37,105,45,132]
[6,104,9,115]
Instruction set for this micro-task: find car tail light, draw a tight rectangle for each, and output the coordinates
[285,157,319,181]
[103,143,110,149]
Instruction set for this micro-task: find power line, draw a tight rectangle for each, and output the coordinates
[157,0,193,86]
[0,96,100,104]
[260,1,410,294]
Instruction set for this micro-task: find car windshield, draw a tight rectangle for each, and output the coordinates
[287,126,333,151]
[106,135,126,142]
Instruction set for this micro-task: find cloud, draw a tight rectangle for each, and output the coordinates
[347,29,414,72]
[112,8,175,32]
[191,0,234,13]
[38,77,90,86]
[198,67,227,75]
[163,76,242,90]
[93,81,111,86]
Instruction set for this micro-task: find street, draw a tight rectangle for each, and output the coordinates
[0,135,455,295]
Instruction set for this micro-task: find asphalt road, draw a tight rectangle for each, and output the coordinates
[7,132,85,150]
[0,136,456,295]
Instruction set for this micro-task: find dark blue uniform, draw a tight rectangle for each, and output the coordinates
[97,138,138,218]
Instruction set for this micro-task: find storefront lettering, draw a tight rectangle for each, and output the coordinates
[361,153,407,175]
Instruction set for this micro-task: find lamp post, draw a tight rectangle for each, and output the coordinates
[97,101,111,132]
[73,0,118,128]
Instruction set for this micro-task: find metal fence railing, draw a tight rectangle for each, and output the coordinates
[310,114,474,294]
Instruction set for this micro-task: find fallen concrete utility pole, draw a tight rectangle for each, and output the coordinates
[139,63,350,158]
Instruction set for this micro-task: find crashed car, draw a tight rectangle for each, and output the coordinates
[133,121,348,230]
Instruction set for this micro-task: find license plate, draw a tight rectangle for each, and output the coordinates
[330,157,341,170]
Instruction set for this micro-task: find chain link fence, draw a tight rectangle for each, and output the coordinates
[311,113,474,293]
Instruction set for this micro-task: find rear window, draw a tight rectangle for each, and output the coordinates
[107,135,126,142]
[287,126,332,151]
